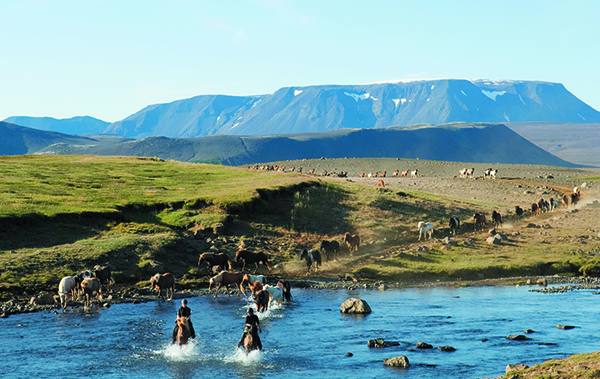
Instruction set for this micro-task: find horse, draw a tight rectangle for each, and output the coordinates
[208,271,245,298]
[401,170,408,177]
[263,284,284,306]
[243,324,260,353]
[344,232,360,254]
[515,205,524,220]
[76,270,93,283]
[377,179,385,187]
[236,249,272,273]
[276,279,292,302]
[418,221,434,241]
[254,289,270,312]
[532,202,539,215]
[58,276,80,308]
[93,265,114,289]
[411,169,418,178]
[176,317,190,346]
[300,249,321,273]
[549,198,557,212]
[449,217,460,235]
[150,273,175,301]
[80,278,102,306]
[473,213,486,231]
[491,211,503,228]
[198,252,232,272]
[241,274,267,294]
[392,170,399,177]
[245,280,264,296]
[320,240,340,260]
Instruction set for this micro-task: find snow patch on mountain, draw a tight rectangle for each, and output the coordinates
[294,90,303,96]
[345,92,372,101]
[482,90,506,101]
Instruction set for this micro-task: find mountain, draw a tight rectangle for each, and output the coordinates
[0,121,131,155]
[103,79,600,138]
[2,116,110,135]
[35,122,580,167]
[506,122,600,167]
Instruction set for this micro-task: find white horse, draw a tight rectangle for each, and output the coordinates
[263,284,284,306]
[411,169,418,178]
[418,221,434,241]
[58,276,80,308]
[243,274,267,285]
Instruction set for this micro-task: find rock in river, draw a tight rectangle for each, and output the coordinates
[383,356,410,368]
[340,298,372,314]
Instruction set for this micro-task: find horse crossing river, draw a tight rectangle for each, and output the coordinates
[1,285,600,378]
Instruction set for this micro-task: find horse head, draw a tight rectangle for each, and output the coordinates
[208,273,222,290]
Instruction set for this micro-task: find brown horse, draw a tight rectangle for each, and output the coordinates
[244,279,264,296]
[344,233,360,254]
[473,213,487,231]
[243,325,260,353]
[254,289,269,312]
[208,271,245,298]
[236,249,272,273]
[151,273,175,301]
[81,278,102,306]
[198,252,232,272]
[176,317,190,346]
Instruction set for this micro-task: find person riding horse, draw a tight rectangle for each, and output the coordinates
[172,299,196,344]
[237,308,262,350]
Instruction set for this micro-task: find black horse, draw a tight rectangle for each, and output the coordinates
[276,279,292,302]
[319,240,340,260]
[236,249,272,273]
[491,211,503,228]
[300,249,321,274]
[93,266,113,288]
[254,289,269,312]
[449,217,460,235]
[198,252,231,272]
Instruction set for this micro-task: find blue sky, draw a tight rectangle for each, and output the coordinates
[1,0,599,123]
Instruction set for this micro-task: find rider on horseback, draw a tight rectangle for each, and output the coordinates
[237,307,262,350]
[172,299,196,343]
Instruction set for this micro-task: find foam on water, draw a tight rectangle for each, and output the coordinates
[226,347,262,365]
[161,339,199,361]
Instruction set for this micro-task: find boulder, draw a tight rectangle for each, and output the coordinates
[416,341,433,349]
[437,345,456,352]
[506,334,530,341]
[29,292,56,306]
[442,237,458,246]
[488,228,497,235]
[556,325,575,330]
[368,338,400,348]
[383,356,410,368]
[486,235,502,245]
[506,364,529,373]
[340,298,372,314]
[537,278,548,287]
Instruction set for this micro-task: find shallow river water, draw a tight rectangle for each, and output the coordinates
[1,285,599,379]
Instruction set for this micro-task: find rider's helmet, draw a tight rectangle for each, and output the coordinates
[248,308,254,314]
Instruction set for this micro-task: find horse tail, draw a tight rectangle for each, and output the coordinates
[227,260,232,270]
[109,277,115,286]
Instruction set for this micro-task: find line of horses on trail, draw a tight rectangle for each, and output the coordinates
[58,265,115,308]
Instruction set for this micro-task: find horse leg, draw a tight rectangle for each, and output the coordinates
[214,283,221,298]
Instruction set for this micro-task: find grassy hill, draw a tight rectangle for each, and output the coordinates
[2,155,600,302]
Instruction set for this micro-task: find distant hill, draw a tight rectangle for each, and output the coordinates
[2,116,109,135]
[103,79,600,138]
[0,122,131,155]
[35,122,580,167]
[506,122,600,167]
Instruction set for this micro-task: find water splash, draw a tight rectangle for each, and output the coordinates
[225,347,261,365]
[161,340,199,361]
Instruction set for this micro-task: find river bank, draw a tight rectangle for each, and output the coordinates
[4,274,600,319]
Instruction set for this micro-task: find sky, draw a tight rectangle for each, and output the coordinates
[1,0,599,123]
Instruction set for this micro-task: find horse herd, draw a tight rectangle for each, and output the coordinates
[417,189,582,241]
[57,265,114,308]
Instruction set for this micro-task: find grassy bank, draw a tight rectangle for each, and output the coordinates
[1,155,599,300]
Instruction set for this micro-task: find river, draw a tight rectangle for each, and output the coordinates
[1,284,599,379]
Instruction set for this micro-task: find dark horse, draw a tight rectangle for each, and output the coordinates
[473,213,486,231]
[151,273,175,300]
[254,289,269,312]
[198,252,232,272]
[449,217,460,235]
[236,249,272,273]
[300,249,321,274]
[243,325,260,353]
[320,240,340,260]
[344,233,360,254]
[93,265,114,289]
[491,211,503,228]
[81,278,102,306]
[176,317,190,346]
[276,279,292,302]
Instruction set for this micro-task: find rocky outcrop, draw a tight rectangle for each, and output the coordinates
[368,338,400,348]
[416,341,433,349]
[340,298,372,314]
[506,334,530,341]
[29,292,56,306]
[506,363,529,373]
[383,356,410,368]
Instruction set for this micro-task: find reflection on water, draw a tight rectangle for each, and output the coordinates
[1,285,600,378]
